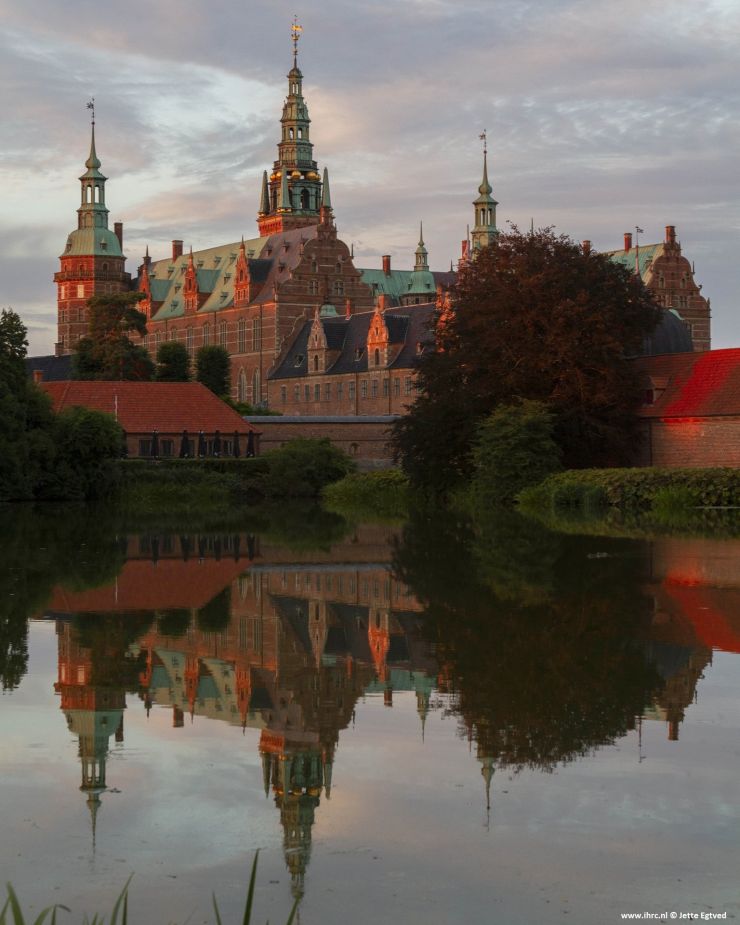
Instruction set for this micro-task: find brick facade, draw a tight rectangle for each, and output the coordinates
[247,415,398,467]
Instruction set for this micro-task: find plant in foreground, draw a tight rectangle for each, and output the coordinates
[1,854,298,925]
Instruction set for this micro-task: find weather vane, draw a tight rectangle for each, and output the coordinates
[87,97,95,126]
[479,129,487,156]
[291,16,303,64]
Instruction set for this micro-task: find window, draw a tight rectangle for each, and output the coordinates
[394,378,400,397]
[383,379,389,397]
[313,354,319,372]
[161,439,175,458]
[309,279,319,295]
[294,384,300,402]
[219,322,227,347]
[155,331,162,347]
[314,383,320,401]
[337,382,343,401]
[238,319,247,353]
[350,443,359,456]
[404,377,412,395]
[281,385,287,404]
[186,327,194,353]
[252,369,261,405]
[348,381,355,400]
[324,383,331,401]
[238,370,247,403]
[333,280,344,296]
[361,380,368,398]
[169,329,176,341]
[305,384,310,401]
[252,318,261,351]
[371,379,378,398]
[202,324,210,346]
[77,284,85,298]
[374,348,380,367]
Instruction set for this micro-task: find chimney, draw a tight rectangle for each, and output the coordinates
[32,369,43,384]
[382,254,391,276]
[114,221,123,249]
[345,298,352,318]
[582,240,591,255]
[172,239,184,260]
[665,225,676,245]
[377,293,389,312]
[624,232,632,252]
[54,342,63,357]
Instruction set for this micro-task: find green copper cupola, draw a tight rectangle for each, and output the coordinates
[78,120,110,232]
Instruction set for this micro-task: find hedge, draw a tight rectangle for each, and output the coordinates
[517,467,740,512]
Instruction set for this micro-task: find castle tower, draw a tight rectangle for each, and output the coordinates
[471,132,498,253]
[54,105,131,354]
[257,22,324,237]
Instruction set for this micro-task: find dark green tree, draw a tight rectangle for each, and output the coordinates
[468,400,562,505]
[263,438,355,498]
[73,292,154,381]
[196,345,231,396]
[0,309,57,500]
[394,228,661,494]
[156,341,191,381]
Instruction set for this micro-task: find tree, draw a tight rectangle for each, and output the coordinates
[73,292,154,381]
[0,308,56,500]
[41,406,124,500]
[196,345,231,397]
[156,341,191,381]
[468,400,562,505]
[393,228,661,494]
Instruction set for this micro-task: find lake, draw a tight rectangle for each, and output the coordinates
[1,504,739,924]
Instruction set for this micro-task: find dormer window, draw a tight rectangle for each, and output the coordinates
[354,347,364,361]
[294,354,305,367]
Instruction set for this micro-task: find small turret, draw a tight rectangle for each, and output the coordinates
[471,130,499,252]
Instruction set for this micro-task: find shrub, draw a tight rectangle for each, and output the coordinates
[467,400,562,506]
[262,438,355,498]
[323,469,410,519]
[517,467,740,513]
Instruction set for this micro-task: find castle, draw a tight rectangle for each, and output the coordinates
[53,28,711,414]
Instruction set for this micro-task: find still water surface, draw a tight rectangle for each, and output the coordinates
[1,505,740,924]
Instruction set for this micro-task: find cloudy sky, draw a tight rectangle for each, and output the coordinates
[1,0,738,355]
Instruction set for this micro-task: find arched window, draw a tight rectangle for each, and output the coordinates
[202,323,210,346]
[374,348,380,367]
[102,262,108,273]
[311,258,318,273]
[301,189,309,210]
[238,320,246,353]
[238,369,247,402]
[252,369,261,405]
[289,128,294,140]
[313,355,319,372]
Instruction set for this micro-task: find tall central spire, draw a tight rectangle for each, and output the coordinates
[257,22,325,236]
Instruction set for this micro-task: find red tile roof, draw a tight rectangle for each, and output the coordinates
[635,349,740,419]
[41,381,257,434]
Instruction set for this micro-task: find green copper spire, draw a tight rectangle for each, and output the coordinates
[414,221,429,272]
[259,170,270,216]
[76,109,113,237]
[471,130,498,252]
[321,166,332,210]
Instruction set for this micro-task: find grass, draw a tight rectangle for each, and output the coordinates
[1,854,298,925]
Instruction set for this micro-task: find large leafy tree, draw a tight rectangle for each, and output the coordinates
[394,228,661,493]
[0,308,56,500]
[196,345,231,397]
[156,341,191,381]
[73,292,154,381]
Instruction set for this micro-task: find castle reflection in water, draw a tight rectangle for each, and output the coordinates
[45,521,740,901]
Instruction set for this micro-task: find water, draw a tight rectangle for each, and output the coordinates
[1,504,740,924]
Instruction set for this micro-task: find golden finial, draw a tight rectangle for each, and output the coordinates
[291,16,303,65]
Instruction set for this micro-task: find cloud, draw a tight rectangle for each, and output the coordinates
[1,0,739,353]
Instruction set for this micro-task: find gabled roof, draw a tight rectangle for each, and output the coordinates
[40,380,258,433]
[147,226,319,321]
[635,348,740,418]
[269,303,435,380]
[606,243,662,282]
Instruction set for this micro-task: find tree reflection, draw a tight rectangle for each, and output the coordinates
[393,506,663,771]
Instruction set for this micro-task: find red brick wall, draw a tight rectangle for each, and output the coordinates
[247,416,397,467]
[640,416,740,467]
[55,254,130,353]
[267,369,418,415]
